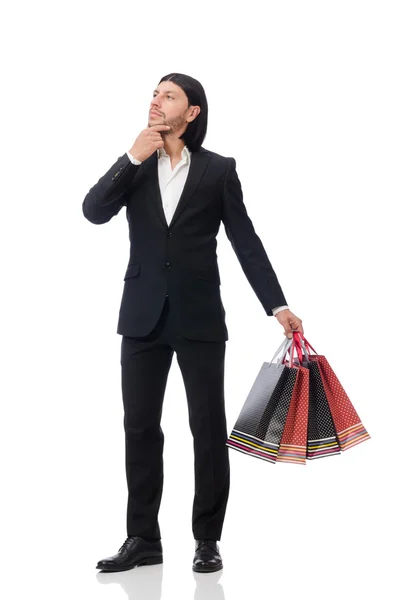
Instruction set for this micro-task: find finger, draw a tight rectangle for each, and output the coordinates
[289,318,301,326]
[148,125,171,131]
[147,134,163,141]
[293,324,304,335]
[289,320,303,333]
[146,130,163,137]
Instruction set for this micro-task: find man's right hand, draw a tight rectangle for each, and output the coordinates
[128,125,171,162]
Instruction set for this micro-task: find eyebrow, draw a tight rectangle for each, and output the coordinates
[153,89,178,95]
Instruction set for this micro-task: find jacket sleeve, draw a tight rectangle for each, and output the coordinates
[221,157,289,316]
[82,152,141,224]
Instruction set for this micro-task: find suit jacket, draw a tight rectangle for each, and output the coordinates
[82,146,288,341]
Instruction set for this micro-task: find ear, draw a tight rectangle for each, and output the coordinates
[188,106,201,122]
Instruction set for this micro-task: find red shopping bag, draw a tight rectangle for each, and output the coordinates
[276,364,310,465]
[298,334,371,452]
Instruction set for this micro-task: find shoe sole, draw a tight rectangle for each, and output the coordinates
[192,562,223,573]
[96,555,163,571]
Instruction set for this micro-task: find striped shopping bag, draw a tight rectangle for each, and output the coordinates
[226,336,299,464]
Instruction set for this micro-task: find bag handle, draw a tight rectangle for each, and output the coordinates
[286,335,303,367]
[292,331,318,356]
[268,336,294,369]
[291,335,303,364]
[276,338,294,368]
[272,335,300,369]
[269,336,291,363]
[291,331,310,364]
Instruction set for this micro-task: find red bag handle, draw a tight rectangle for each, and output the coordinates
[292,331,318,356]
[290,334,303,364]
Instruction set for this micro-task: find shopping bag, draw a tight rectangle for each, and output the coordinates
[306,358,342,460]
[276,361,310,465]
[284,332,340,460]
[226,336,299,463]
[298,334,370,452]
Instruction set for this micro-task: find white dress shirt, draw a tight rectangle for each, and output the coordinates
[126,147,289,317]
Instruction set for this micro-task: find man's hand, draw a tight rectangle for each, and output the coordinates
[128,124,171,162]
[275,309,304,339]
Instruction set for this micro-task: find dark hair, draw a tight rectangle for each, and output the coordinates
[158,72,208,152]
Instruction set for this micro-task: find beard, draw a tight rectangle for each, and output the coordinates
[161,113,187,135]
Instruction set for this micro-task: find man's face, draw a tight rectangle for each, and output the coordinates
[148,81,199,134]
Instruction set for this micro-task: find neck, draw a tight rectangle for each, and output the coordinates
[163,136,186,160]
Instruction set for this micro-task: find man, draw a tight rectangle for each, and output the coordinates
[82,72,303,574]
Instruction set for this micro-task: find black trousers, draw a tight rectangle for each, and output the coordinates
[120,296,230,542]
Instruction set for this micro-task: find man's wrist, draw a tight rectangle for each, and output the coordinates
[126,150,142,165]
[272,305,289,316]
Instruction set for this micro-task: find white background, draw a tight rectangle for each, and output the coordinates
[1,0,396,598]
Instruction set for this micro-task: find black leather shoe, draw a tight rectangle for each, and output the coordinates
[193,539,223,573]
[96,536,163,572]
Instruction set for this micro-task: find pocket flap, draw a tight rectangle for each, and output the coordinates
[197,268,221,285]
[124,263,140,279]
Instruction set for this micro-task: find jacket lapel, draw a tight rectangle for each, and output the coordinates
[143,147,211,229]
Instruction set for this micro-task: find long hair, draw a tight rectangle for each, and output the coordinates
[158,73,208,152]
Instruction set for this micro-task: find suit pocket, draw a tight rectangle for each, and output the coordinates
[197,269,221,286]
[124,263,140,280]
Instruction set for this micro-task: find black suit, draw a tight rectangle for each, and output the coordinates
[82,146,288,541]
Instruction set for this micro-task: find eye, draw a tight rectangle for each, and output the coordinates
[167,95,173,99]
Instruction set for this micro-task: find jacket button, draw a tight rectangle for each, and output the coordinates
[166,262,171,269]
[168,232,172,238]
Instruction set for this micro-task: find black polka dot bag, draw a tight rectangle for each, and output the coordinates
[226,336,303,464]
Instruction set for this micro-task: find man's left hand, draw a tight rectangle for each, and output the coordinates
[275,309,304,339]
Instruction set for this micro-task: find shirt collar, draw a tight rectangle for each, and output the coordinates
[157,145,191,165]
